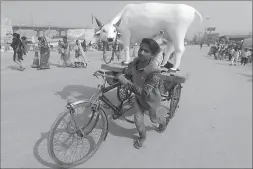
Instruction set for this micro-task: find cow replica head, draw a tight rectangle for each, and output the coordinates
[94,17,121,43]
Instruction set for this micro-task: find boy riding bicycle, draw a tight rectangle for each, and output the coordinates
[117,38,170,149]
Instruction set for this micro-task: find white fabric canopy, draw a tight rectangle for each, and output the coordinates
[242,38,252,49]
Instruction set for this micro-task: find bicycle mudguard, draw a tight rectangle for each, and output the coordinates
[67,99,94,108]
[160,72,186,83]
[82,110,100,135]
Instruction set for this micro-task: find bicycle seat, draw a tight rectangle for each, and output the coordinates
[160,72,186,83]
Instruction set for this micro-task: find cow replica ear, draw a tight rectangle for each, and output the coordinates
[95,17,104,28]
[113,18,122,28]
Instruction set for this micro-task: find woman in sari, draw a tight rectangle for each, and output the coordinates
[73,39,88,68]
[37,37,50,70]
[21,36,28,56]
[10,33,25,71]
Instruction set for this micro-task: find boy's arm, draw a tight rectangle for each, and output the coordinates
[127,72,160,97]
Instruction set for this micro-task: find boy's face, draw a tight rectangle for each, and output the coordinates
[138,43,153,61]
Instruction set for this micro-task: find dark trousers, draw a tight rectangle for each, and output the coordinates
[241,57,248,65]
[228,54,232,61]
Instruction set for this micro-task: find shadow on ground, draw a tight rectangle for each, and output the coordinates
[33,131,96,169]
[33,132,64,169]
[34,84,155,168]
[54,85,98,101]
[238,73,252,82]
[215,62,231,66]
[7,65,22,71]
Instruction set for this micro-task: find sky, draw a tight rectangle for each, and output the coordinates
[1,1,252,39]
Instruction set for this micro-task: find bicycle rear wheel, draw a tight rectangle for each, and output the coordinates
[48,100,108,168]
[169,83,182,119]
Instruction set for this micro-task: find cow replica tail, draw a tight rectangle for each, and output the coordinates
[194,9,203,28]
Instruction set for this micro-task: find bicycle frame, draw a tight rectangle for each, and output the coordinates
[98,82,123,115]
[66,70,184,136]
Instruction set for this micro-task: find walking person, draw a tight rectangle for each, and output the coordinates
[37,37,50,70]
[228,47,234,61]
[10,33,25,71]
[58,36,71,67]
[200,43,203,50]
[230,47,240,66]
[57,40,61,54]
[81,39,87,52]
[117,38,169,149]
[31,43,40,68]
[73,39,88,68]
[21,36,28,57]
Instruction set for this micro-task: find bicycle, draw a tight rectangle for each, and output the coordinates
[48,66,186,168]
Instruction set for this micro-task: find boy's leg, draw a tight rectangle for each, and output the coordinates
[133,100,146,148]
[134,101,146,139]
[149,109,166,125]
[149,108,169,133]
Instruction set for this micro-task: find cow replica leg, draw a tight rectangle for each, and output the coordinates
[172,43,185,70]
[121,32,131,65]
[167,28,187,71]
[103,41,107,60]
[160,41,175,67]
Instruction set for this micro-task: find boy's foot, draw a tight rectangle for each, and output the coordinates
[157,117,170,133]
[133,137,146,149]
[20,67,25,71]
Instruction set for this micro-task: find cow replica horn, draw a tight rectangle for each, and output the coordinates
[95,17,104,28]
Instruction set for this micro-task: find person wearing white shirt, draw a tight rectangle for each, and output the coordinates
[241,48,251,66]
[230,47,240,66]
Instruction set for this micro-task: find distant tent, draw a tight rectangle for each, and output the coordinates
[242,38,252,49]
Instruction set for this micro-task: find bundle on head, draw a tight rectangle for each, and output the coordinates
[21,36,27,40]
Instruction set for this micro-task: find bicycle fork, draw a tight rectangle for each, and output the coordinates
[66,102,100,137]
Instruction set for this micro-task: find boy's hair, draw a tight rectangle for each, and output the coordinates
[141,38,160,55]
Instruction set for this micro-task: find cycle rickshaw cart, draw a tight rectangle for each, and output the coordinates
[47,63,186,168]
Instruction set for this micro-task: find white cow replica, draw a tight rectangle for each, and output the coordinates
[95,3,202,71]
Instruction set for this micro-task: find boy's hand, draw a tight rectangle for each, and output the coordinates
[117,74,130,85]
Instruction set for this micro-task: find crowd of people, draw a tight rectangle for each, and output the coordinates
[9,33,90,71]
[207,42,252,66]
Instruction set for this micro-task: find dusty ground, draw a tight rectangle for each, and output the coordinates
[1,46,252,168]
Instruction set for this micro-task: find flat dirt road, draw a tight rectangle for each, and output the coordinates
[1,46,252,168]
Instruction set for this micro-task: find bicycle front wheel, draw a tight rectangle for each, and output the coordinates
[48,100,108,168]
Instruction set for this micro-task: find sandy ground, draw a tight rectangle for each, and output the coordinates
[1,46,252,168]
